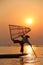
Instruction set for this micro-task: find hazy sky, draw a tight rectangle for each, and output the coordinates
[0,0,43,45]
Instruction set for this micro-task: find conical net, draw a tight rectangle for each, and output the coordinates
[9,24,31,40]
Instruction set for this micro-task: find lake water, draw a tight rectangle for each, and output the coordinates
[0,45,43,65]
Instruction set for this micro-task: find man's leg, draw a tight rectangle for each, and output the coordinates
[20,44,24,54]
[12,39,21,43]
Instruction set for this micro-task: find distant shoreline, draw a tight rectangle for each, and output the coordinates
[0,44,43,47]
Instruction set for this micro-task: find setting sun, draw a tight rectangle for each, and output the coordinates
[26,18,32,24]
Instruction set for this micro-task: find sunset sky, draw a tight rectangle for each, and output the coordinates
[0,0,43,46]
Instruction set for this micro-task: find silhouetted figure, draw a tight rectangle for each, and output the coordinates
[12,35,32,53]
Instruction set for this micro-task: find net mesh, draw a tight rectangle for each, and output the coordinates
[9,24,31,39]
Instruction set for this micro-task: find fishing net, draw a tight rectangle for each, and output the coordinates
[9,24,31,40]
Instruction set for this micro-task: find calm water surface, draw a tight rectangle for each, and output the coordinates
[0,45,43,65]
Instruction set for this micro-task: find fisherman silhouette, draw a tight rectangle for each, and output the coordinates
[12,35,32,53]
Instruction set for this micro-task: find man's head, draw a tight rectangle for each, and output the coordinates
[25,35,30,38]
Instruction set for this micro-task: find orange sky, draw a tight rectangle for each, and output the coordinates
[0,0,43,45]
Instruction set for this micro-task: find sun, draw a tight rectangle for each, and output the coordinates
[26,18,32,24]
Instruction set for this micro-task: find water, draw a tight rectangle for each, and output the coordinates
[0,45,43,65]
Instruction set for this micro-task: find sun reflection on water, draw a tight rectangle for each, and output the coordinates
[24,45,36,57]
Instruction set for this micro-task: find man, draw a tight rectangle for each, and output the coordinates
[12,35,32,53]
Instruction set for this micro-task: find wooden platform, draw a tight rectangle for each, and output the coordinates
[0,53,27,58]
